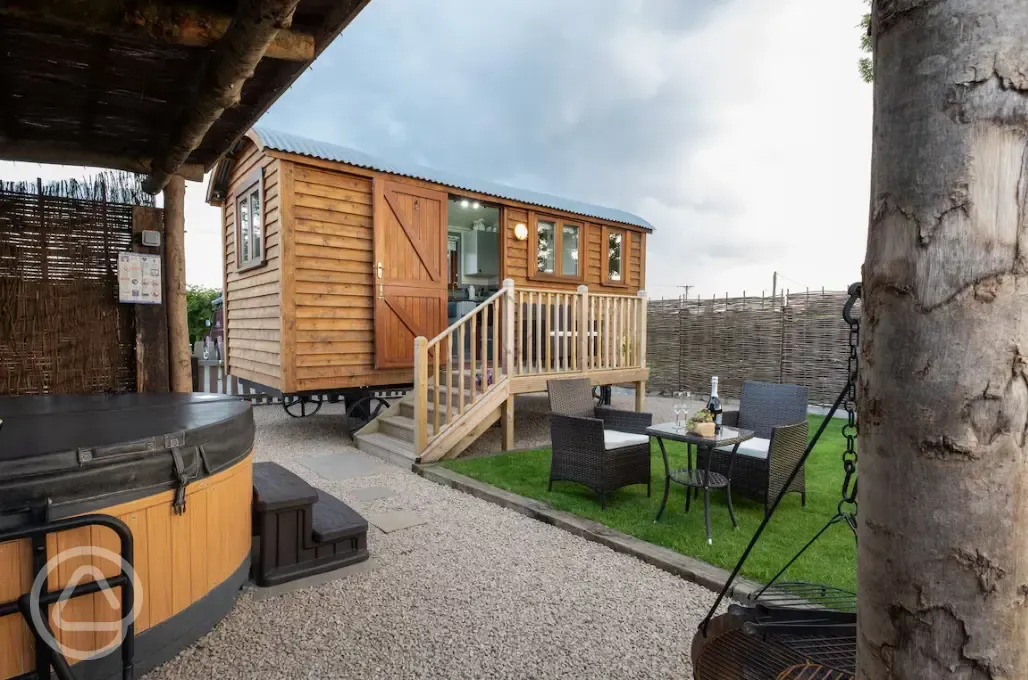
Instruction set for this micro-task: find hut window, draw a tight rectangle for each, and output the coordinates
[602,226,630,285]
[561,224,580,276]
[236,169,264,270]
[537,220,556,273]
[531,215,582,281]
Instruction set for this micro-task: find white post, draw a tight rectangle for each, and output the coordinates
[502,278,515,377]
[414,336,429,453]
[577,284,589,372]
[637,289,648,368]
[501,278,516,450]
[636,289,648,412]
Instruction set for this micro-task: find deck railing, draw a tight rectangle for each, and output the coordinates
[513,285,648,376]
[413,279,647,455]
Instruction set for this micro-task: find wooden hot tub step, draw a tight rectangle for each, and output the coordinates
[252,462,370,587]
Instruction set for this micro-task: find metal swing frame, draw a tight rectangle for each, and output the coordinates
[700,282,862,633]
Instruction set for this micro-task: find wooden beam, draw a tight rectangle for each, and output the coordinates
[164,176,191,392]
[0,139,203,181]
[142,0,303,193]
[133,206,171,392]
[501,396,515,451]
[313,0,373,54]
[0,1,314,61]
[196,0,368,177]
[510,367,650,396]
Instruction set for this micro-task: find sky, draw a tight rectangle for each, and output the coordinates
[0,0,872,300]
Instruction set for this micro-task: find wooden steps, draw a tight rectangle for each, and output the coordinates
[377,414,429,442]
[354,430,418,467]
[355,382,509,465]
[354,291,514,464]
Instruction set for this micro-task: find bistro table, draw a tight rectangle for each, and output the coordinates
[648,422,755,544]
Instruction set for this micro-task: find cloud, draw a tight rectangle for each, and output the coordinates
[268,0,871,297]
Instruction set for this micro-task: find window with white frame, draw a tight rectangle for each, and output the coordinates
[236,170,263,269]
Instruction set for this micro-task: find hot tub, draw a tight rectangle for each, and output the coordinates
[0,393,254,680]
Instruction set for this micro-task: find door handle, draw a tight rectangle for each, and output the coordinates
[377,261,383,279]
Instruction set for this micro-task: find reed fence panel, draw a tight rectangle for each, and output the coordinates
[646,291,859,405]
[0,176,149,395]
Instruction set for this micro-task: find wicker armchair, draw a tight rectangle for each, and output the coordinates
[547,378,653,509]
[697,381,809,514]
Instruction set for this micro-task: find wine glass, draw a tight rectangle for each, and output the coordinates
[673,391,684,430]
[681,390,693,429]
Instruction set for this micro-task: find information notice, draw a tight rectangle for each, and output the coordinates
[118,252,162,304]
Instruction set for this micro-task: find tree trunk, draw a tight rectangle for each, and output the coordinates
[164,175,191,393]
[860,1,1028,678]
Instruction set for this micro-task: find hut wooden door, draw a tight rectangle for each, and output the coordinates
[373,180,448,369]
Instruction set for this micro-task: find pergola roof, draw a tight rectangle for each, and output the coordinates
[0,0,370,191]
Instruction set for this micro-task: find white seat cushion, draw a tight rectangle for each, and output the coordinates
[716,437,771,460]
[603,430,650,451]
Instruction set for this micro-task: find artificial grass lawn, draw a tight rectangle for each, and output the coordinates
[443,415,856,592]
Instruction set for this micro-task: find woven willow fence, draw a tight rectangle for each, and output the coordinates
[646,290,860,405]
[0,174,152,395]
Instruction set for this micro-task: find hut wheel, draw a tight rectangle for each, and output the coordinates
[344,396,391,436]
[283,395,324,418]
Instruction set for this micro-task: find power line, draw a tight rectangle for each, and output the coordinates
[776,271,812,290]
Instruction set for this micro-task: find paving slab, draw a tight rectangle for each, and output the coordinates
[367,510,427,534]
[298,452,394,481]
[349,486,396,502]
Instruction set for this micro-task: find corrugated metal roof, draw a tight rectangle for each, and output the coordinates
[251,127,653,230]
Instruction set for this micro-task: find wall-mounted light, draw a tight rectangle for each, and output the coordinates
[472,201,481,209]
[514,223,528,241]
[460,199,470,208]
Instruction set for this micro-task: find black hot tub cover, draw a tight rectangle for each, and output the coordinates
[0,393,254,518]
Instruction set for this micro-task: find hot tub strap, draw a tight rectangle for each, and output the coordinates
[170,447,198,515]
[198,444,213,475]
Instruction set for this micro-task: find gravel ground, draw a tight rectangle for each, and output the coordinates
[142,392,723,680]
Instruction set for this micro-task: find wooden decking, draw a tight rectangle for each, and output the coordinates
[355,280,648,464]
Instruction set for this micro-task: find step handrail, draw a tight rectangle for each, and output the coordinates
[427,286,508,347]
[412,279,649,456]
[414,279,515,453]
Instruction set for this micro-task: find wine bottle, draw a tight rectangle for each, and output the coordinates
[707,376,723,432]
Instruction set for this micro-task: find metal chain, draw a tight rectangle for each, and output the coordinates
[838,284,861,524]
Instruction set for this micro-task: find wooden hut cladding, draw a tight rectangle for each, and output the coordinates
[502,208,645,291]
[210,130,652,395]
[220,143,284,391]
